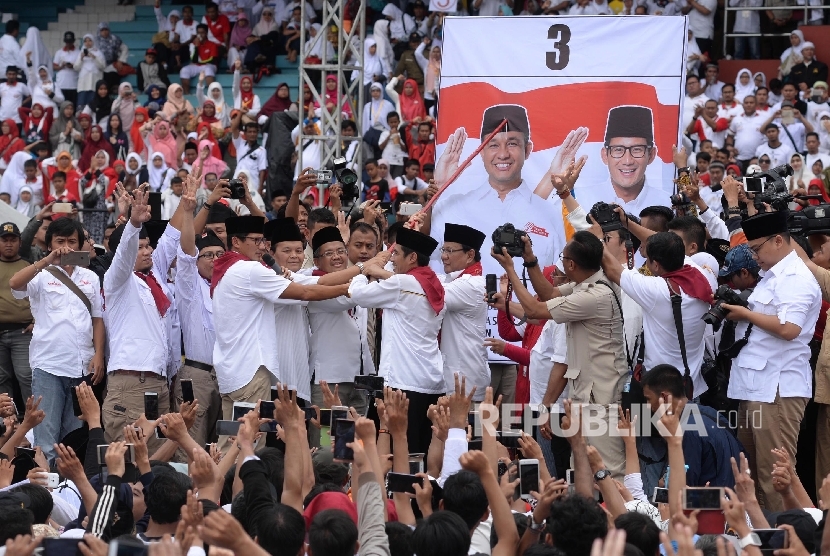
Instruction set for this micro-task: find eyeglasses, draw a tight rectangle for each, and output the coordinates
[559,253,572,262]
[198,251,225,260]
[748,236,774,256]
[606,145,650,159]
[244,236,268,246]
[320,248,347,258]
[440,247,467,255]
[759,159,771,165]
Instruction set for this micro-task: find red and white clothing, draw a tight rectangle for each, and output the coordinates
[201,14,231,46]
[728,111,767,160]
[718,101,743,120]
[690,116,730,149]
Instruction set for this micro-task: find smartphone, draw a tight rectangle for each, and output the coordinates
[333,418,355,461]
[566,468,575,485]
[683,487,724,510]
[399,203,422,216]
[155,426,166,440]
[468,410,478,429]
[15,446,36,459]
[53,202,73,213]
[387,472,424,494]
[498,460,509,478]
[107,536,149,556]
[518,459,540,498]
[232,401,256,422]
[60,251,90,267]
[180,379,195,404]
[216,420,241,436]
[41,538,83,556]
[499,431,522,449]
[71,387,83,417]
[205,443,213,453]
[353,374,384,392]
[485,273,497,302]
[744,176,764,193]
[46,472,60,488]
[652,487,670,504]
[144,392,159,421]
[97,444,136,465]
[754,528,788,555]
[319,408,332,427]
[271,385,279,401]
[331,405,349,425]
[468,438,483,451]
[408,453,425,475]
[259,400,276,420]
[303,406,318,421]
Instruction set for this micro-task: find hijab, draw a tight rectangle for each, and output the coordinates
[0,152,32,206]
[88,80,113,124]
[50,101,81,150]
[148,120,178,169]
[0,118,24,163]
[126,153,144,175]
[238,76,255,111]
[357,38,384,86]
[163,83,195,118]
[145,84,167,107]
[321,75,352,117]
[79,125,116,173]
[733,68,755,103]
[96,23,122,65]
[230,11,252,50]
[147,151,171,192]
[382,3,410,42]
[399,78,426,122]
[131,106,149,155]
[200,100,220,125]
[425,43,441,97]
[20,27,52,79]
[31,65,59,112]
[261,83,292,118]
[807,178,830,206]
[14,186,34,216]
[305,23,333,61]
[780,30,805,64]
[196,139,227,185]
[363,82,394,131]
[206,82,230,127]
[51,150,80,200]
[372,20,395,79]
[788,153,806,191]
[753,72,767,88]
[115,82,137,130]
[253,7,278,36]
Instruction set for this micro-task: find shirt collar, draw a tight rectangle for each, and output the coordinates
[474,179,532,202]
[766,249,798,278]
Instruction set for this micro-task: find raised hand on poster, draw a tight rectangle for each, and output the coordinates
[534,126,589,200]
[434,127,468,187]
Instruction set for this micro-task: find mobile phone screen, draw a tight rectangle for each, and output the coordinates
[259,400,276,420]
[181,379,195,404]
[387,472,423,494]
[144,393,159,420]
[519,461,539,497]
[333,419,355,461]
[319,408,332,427]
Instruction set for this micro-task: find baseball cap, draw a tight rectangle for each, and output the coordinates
[719,244,759,277]
[145,48,157,56]
[0,222,20,237]
[64,31,75,42]
[409,32,421,42]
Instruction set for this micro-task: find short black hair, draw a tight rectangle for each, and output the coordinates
[717,148,730,158]
[171,176,183,186]
[52,171,67,181]
[342,120,358,133]
[197,23,209,32]
[184,141,198,152]
[545,495,608,556]
[308,207,336,231]
[256,447,285,501]
[308,509,358,556]
[365,158,378,167]
[23,159,37,169]
[13,485,52,524]
[243,121,259,131]
[807,132,820,141]
[442,470,488,531]
[146,473,189,524]
[406,158,421,169]
[564,231,603,272]
[387,221,404,244]
[45,217,85,248]
[695,152,711,163]
[667,215,706,253]
[254,503,306,556]
[615,511,661,556]
[418,121,433,131]
[645,232,685,272]
[423,163,435,172]
[721,83,735,93]
[411,511,471,556]
[387,111,400,122]
[386,521,414,556]
[0,505,32,542]
[400,245,430,267]
[686,74,699,83]
[755,86,769,95]
[350,221,380,242]
[638,206,674,232]
[640,364,685,400]
[5,20,19,34]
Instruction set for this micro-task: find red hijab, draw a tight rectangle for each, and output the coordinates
[131,107,149,156]
[399,78,426,122]
[78,126,116,173]
[239,76,255,111]
[0,119,24,163]
[807,178,830,206]
[260,83,292,118]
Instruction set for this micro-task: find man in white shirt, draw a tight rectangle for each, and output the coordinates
[0,67,32,125]
[395,159,429,204]
[761,100,813,153]
[728,94,766,164]
[0,21,21,78]
[438,223,489,402]
[722,212,820,511]
[806,82,830,128]
[687,99,730,149]
[9,218,104,464]
[682,75,711,132]
[805,132,830,170]
[352,227,446,454]
[231,117,268,195]
[174,189,224,447]
[175,5,199,45]
[701,64,725,103]
[211,215,349,430]
[755,123,795,168]
[718,84,744,120]
[53,32,80,106]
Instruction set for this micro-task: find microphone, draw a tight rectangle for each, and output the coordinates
[261,253,282,275]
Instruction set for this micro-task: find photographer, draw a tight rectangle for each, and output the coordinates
[720,211,821,511]
[492,230,628,478]
[676,168,729,241]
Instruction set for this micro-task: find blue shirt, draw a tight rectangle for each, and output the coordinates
[682,404,744,488]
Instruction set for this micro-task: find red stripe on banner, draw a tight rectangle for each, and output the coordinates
[437,81,680,164]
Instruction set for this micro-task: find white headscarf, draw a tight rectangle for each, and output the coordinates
[356,38,385,86]
[126,153,144,175]
[206,82,230,128]
[780,30,805,64]
[734,68,755,103]
[382,3,411,42]
[373,20,395,80]
[15,186,34,216]
[787,152,805,191]
[20,27,52,80]
[0,152,32,207]
[362,82,394,131]
[148,151,171,192]
[305,23,333,61]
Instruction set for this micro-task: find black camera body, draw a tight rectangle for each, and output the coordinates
[788,204,830,236]
[588,202,622,233]
[333,157,359,201]
[492,223,527,258]
[752,163,794,211]
[228,179,246,200]
[701,284,751,328]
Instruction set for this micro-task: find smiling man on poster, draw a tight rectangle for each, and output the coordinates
[424,104,567,277]
[573,105,670,215]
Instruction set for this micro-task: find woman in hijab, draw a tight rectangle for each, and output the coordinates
[79,149,114,242]
[243,6,281,73]
[372,20,396,80]
[130,106,150,157]
[14,186,37,217]
[147,119,179,169]
[196,81,230,128]
[798,178,830,207]
[77,113,93,140]
[421,42,441,112]
[0,119,25,171]
[253,7,279,36]
[734,68,755,103]
[0,152,38,206]
[110,82,138,131]
[20,27,51,79]
[232,68,262,120]
[228,11,253,70]
[196,100,227,147]
[125,152,149,185]
[78,125,116,173]
[44,150,81,200]
[779,30,805,79]
[381,3,415,44]
[163,83,196,119]
[83,80,112,125]
[388,77,426,124]
[104,113,130,161]
[304,23,334,63]
[353,38,388,103]
[25,64,64,115]
[754,72,767,89]
[194,139,228,186]
[49,101,83,159]
[787,153,807,192]
[19,103,53,146]
[75,34,106,110]
[260,83,293,119]
[145,84,167,108]
[362,82,395,133]
[318,74,352,119]
[147,151,173,193]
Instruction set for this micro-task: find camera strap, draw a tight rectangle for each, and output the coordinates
[666,279,694,399]
[45,266,92,316]
[779,122,799,154]
[596,280,632,370]
[504,272,528,327]
[624,239,634,270]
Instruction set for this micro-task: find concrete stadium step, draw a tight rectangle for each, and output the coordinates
[134,5,206,20]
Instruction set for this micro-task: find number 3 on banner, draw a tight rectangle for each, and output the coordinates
[546,24,571,71]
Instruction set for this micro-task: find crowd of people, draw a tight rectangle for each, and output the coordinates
[0,1,828,556]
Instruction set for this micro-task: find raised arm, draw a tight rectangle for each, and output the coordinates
[105,184,150,292]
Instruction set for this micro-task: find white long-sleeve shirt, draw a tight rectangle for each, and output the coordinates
[308,295,375,384]
[273,272,316,402]
[73,49,105,93]
[53,48,80,91]
[175,247,215,365]
[348,273,446,394]
[0,82,31,124]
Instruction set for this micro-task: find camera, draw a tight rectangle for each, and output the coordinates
[332,157,359,201]
[492,223,527,257]
[701,284,751,328]
[228,179,246,200]
[788,203,830,236]
[315,169,333,185]
[587,202,622,233]
[752,164,794,211]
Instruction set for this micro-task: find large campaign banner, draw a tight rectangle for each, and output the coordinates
[429,15,687,357]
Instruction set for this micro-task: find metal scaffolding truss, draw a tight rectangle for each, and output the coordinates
[298,0,365,205]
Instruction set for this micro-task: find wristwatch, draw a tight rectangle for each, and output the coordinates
[739,533,762,549]
[527,515,545,532]
[593,469,612,482]
[537,403,549,414]
[523,258,539,268]
[355,262,365,275]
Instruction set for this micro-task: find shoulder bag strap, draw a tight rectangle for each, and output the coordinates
[665,278,691,380]
[44,266,92,315]
[779,122,800,154]
[596,280,632,369]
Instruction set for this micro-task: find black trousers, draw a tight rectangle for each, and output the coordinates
[401,389,440,457]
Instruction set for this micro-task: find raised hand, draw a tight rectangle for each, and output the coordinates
[434,127,467,185]
[550,127,588,177]
[130,184,152,226]
[672,145,688,169]
[448,373,476,430]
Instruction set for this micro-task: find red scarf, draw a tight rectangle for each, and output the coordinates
[134,271,171,317]
[240,77,255,110]
[458,261,483,278]
[312,269,326,276]
[662,265,712,303]
[210,251,251,297]
[407,266,445,315]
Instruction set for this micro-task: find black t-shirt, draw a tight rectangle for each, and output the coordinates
[362,179,390,202]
